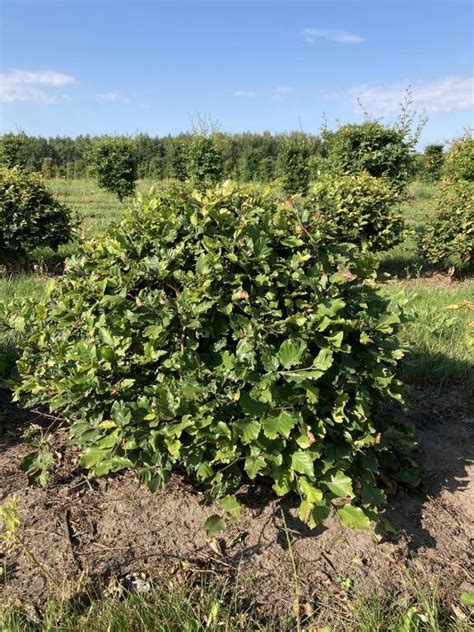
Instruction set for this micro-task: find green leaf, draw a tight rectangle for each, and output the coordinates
[327,331,344,348]
[244,455,266,479]
[262,411,297,439]
[325,470,354,498]
[298,477,324,504]
[218,494,241,521]
[80,447,109,469]
[204,514,226,538]
[312,348,334,372]
[337,505,372,530]
[291,450,315,477]
[278,339,306,369]
[233,419,261,444]
[459,592,474,607]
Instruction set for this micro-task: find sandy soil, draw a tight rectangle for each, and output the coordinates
[0,385,473,617]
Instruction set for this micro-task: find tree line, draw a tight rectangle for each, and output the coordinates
[0,131,323,182]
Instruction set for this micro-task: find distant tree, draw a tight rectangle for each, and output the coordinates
[422,144,444,181]
[169,138,188,181]
[90,137,138,201]
[0,133,29,168]
[278,133,311,195]
[188,135,223,185]
[41,157,54,179]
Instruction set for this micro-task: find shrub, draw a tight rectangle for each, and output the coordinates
[0,167,73,264]
[188,135,223,186]
[322,121,416,194]
[278,133,311,196]
[90,138,138,202]
[419,136,474,269]
[308,172,405,252]
[0,133,29,169]
[421,144,444,181]
[418,180,474,268]
[442,135,474,182]
[14,182,416,529]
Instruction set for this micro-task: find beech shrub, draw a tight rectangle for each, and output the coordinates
[0,167,72,264]
[321,121,416,194]
[14,182,416,530]
[308,172,405,252]
[419,136,474,268]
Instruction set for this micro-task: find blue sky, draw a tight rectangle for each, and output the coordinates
[1,0,473,145]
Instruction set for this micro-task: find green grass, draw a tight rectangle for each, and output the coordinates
[378,180,439,277]
[0,274,50,382]
[385,278,474,387]
[1,579,470,631]
[49,178,154,237]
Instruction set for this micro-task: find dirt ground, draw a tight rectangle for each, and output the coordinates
[0,385,473,618]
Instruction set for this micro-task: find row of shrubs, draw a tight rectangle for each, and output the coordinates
[1,132,472,270]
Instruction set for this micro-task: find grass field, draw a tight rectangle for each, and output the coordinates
[0,179,473,631]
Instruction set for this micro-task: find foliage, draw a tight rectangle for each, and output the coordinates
[0,131,322,183]
[89,137,138,201]
[321,121,417,193]
[421,144,444,181]
[442,134,474,182]
[0,132,30,169]
[418,180,474,268]
[188,134,223,186]
[308,172,406,252]
[13,182,416,530]
[419,137,474,269]
[278,133,311,196]
[0,167,73,264]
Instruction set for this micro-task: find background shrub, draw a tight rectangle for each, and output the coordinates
[418,180,474,268]
[419,135,474,268]
[421,144,444,181]
[0,167,73,264]
[308,172,405,252]
[90,137,138,201]
[278,133,311,195]
[442,135,474,182]
[188,134,223,186]
[14,182,415,529]
[321,121,416,194]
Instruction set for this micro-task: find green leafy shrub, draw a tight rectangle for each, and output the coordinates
[419,136,474,269]
[14,182,415,529]
[278,133,311,196]
[308,172,405,252]
[421,144,444,182]
[418,180,474,268]
[188,135,223,186]
[322,121,416,194]
[90,137,138,202]
[0,167,73,264]
[442,135,474,182]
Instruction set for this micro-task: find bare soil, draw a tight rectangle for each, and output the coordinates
[1,386,473,617]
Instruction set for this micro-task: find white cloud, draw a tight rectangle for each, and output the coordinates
[302,28,365,45]
[351,77,474,115]
[0,69,76,103]
[233,86,294,99]
[95,91,131,104]
[233,89,257,97]
[272,85,293,96]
